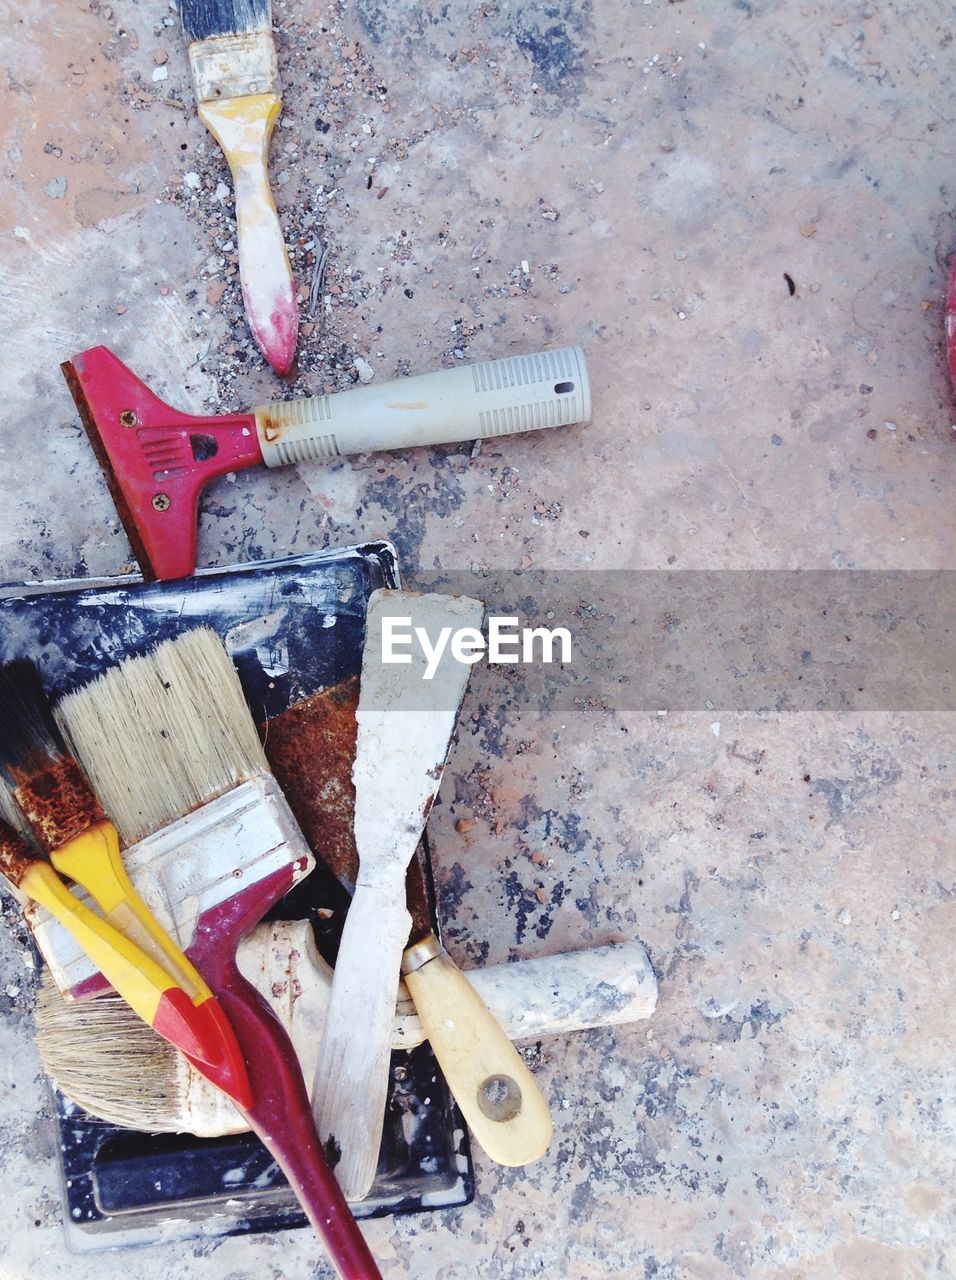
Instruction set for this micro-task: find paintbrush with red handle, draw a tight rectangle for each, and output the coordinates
[56,627,381,1280]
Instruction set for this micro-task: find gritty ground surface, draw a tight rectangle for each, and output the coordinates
[1,1,955,1277]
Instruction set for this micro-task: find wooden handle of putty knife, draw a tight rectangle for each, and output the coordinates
[198,94,297,376]
[403,936,553,1166]
[312,877,411,1201]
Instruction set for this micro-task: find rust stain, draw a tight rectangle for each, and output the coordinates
[386,401,430,411]
[260,413,281,443]
[0,819,37,887]
[260,677,432,937]
[13,756,104,852]
[260,677,361,884]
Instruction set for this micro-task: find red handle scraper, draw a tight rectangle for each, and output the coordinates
[61,344,591,581]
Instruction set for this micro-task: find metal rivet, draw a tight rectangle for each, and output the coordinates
[477,1074,522,1122]
[152,494,171,512]
[119,410,137,427]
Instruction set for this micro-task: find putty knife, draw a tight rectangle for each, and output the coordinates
[267,676,556,1178]
[311,589,552,1200]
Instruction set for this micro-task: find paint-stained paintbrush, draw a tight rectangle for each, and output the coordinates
[0,661,249,1099]
[181,0,297,373]
[56,628,381,1280]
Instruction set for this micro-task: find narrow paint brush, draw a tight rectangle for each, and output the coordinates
[0,661,249,1101]
[0,817,215,1064]
[181,0,297,374]
[56,627,381,1280]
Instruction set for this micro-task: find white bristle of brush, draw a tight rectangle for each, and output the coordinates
[35,969,245,1137]
[55,627,269,845]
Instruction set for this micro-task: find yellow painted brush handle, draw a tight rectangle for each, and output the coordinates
[198,93,297,374]
[51,821,212,1004]
[21,860,177,1025]
[403,942,554,1167]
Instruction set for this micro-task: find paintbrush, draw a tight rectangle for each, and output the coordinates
[0,662,248,1098]
[0,670,252,1090]
[0,817,216,1064]
[180,0,296,374]
[35,922,658,1137]
[55,627,381,1280]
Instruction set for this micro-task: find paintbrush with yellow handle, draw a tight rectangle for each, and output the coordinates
[0,659,251,1106]
[182,0,297,375]
[0,816,221,1068]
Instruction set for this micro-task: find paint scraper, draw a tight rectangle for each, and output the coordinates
[306,590,553,1200]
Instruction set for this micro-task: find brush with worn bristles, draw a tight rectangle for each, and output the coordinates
[180,0,297,373]
[0,659,249,1101]
[36,965,237,1134]
[55,627,381,1280]
[57,634,268,841]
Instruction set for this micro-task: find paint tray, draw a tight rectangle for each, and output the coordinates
[0,543,474,1250]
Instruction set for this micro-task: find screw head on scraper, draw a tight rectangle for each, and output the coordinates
[61,346,265,581]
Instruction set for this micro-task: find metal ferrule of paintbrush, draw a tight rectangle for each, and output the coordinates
[182,0,297,375]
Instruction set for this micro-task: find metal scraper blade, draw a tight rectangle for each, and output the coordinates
[352,589,484,875]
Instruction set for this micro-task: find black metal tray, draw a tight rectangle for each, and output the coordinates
[0,544,474,1249]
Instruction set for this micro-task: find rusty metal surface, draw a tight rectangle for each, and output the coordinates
[0,819,34,888]
[262,677,434,944]
[12,757,104,854]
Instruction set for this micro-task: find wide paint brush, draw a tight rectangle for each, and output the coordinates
[311,589,551,1201]
[55,627,381,1280]
[61,344,591,580]
[0,660,248,1100]
[180,0,297,373]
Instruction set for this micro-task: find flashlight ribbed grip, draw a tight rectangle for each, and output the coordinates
[255,346,590,468]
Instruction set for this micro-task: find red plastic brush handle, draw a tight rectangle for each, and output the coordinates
[187,864,381,1280]
[64,346,264,581]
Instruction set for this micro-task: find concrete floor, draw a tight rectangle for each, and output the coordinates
[1,0,955,1276]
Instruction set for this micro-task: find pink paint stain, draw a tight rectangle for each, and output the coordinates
[246,279,298,377]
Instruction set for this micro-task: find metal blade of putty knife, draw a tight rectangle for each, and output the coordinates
[311,588,483,1199]
[267,675,554,1172]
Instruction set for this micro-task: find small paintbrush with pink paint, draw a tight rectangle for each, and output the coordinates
[180,0,298,374]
